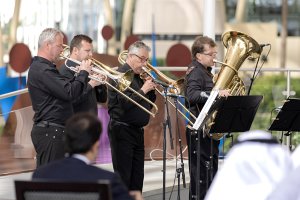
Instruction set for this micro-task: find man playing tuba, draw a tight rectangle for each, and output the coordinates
[185,36,229,200]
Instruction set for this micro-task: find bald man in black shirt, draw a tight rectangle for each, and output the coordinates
[28,28,92,168]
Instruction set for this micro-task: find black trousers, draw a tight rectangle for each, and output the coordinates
[108,120,145,192]
[186,128,219,200]
[31,125,65,168]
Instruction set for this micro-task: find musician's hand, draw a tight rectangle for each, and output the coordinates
[88,73,105,88]
[79,59,92,74]
[218,89,230,97]
[141,79,156,94]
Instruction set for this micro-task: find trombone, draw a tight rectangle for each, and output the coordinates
[118,50,197,125]
[60,45,158,117]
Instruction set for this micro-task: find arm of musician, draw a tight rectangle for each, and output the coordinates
[71,73,105,106]
[186,79,209,105]
[95,84,107,103]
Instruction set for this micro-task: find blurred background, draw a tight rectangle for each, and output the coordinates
[1,0,300,175]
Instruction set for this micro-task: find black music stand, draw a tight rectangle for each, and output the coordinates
[209,95,263,134]
[194,95,262,200]
[269,98,300,150]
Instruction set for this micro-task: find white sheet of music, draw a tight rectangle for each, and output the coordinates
[192,90,219,130]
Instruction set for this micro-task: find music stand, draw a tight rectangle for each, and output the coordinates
[194,95,262,200]
[209,95,263,134]
[269,98,300,150]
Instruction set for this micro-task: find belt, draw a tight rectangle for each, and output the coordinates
[110,119,143,130]
[35,121,65,129]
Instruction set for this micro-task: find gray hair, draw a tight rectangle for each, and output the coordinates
[128,41,151,55]
[38,28,64,48]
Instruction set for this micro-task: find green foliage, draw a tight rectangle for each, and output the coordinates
[220,74,300,154]
[250,74,300,130]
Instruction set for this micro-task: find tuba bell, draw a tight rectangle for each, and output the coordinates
[192,31,262,140]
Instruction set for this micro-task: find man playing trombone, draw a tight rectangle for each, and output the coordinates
[108,41,157,192]
[27,28,92,168]
[59,35,107,116]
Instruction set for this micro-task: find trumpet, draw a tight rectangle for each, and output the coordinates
[60,45,158,117]
[118,50,197,125]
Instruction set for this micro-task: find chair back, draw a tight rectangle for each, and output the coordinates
[15,180,112,200]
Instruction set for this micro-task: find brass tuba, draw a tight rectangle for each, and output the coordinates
[193,31,262,140]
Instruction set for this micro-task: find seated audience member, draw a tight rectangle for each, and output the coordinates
[267,165,300,200]
[204,130,293,200]
[32,112,139,200]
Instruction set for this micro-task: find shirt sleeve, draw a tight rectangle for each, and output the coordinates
[185,68,209,105]
[40,68,89,101]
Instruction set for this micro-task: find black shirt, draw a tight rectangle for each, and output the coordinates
[59,60,107,115]
[27,56,89,125]
[107,63,156,128]
[185,59,214,119]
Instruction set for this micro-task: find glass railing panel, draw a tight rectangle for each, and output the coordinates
[0,105,35,176]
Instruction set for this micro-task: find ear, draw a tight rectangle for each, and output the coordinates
[73,47,80,55]
[196,53,202,61]
[92,140,100,154]
[45,41,52,49]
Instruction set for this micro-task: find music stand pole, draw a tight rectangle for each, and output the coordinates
[196,129,201,200]
[161,86,174,200]
[172,96,186,200]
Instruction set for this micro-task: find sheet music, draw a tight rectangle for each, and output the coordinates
[192,90,219,130]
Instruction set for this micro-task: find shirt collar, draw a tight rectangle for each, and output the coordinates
[33,56,56,68]
[72,154,91,164]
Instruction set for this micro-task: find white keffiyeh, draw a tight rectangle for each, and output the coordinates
[205,130,292,200]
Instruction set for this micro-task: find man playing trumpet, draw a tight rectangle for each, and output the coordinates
[27,28,92,168]
[59,34,107,116]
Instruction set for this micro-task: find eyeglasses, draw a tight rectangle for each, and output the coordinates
[201,52,218,57]
[133,54,149,63]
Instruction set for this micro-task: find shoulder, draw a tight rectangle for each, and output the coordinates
[32,159,65,178]
[87,165,117,179]
[186,65,196,76]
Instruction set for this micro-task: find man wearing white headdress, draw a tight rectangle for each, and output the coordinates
[204,130,292,200]
[291,145,300,168]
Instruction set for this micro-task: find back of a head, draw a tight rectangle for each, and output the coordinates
[65,112,102,155]
[38,28,63,49]
[229,130,292,184]
[205,130,293,200]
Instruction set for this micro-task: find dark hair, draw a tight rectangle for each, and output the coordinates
[70,34,93,53]
[191,36,216,60]
[64,112,102,155]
